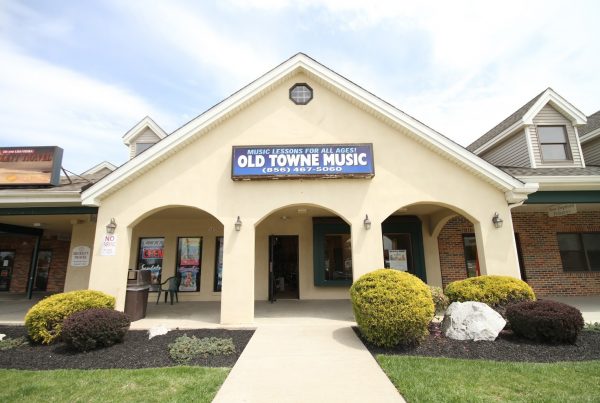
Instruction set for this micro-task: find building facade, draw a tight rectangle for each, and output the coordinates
[1,54,598,324]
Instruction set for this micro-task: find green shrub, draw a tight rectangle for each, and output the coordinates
[0,336,27,350]
[585,322,600,332]
[506,300,584,344]
[168,335,236,364]
[61,308,130,351]
[444,275,535,311]
[429,286,449,315]
[350,269,434,347]
[24,290,115,344]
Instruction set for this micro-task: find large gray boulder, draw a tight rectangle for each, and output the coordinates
[442,301,506,341]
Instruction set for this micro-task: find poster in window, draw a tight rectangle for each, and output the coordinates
[214,236,223,292]
[137,238,164,291]
[389,249,408,271]
[177,237,201,292]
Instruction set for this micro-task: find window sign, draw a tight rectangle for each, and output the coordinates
[389,249,408,271]
[177,237,202,292]
[232,144,374,180]
[214,236,224,292]
[137,238,164,291]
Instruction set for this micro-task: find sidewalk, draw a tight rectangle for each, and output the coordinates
[213,323,404,403]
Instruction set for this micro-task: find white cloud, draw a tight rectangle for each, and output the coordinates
[0,43,173,173]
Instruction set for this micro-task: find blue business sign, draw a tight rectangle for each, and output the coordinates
[232,144,375,180]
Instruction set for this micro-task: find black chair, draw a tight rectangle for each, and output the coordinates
[156,276,180,305]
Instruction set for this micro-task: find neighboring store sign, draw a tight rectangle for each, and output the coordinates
[231,144,374,180]
[0,146,63,186]
[100,234,118,256]
[548,204,577,217]
[71,246,91,267]
[389,250,408,271]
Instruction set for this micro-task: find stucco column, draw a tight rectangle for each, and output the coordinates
[421,221,443,287]
[64,221,97,292]
[220,221,255,325]
[351,215,384,281]
[473,207,521,278]
[87,218,133,311]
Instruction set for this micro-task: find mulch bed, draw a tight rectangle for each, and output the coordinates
[355,323,600,363]
[0,325,254,370]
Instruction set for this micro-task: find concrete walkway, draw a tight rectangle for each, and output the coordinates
[213,323,404,403]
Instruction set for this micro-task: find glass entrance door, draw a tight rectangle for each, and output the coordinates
[268,235,299,301]
[0,251,16,291]
[381,216,426,282]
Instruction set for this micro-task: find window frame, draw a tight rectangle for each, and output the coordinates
[135,142,155,156]
[537,125,572,162]
[214,236,223,292]
[462,233,479,278]
[557,232,600,272]
[313,217,352,286]
[289,83,313,105]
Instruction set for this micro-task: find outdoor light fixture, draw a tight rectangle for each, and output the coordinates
[106,218,117,234]
[492,212,503,229]
[235,216,242,231]
[363,214,372,230]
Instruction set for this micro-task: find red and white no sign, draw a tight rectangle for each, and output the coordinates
[100,234,118,256]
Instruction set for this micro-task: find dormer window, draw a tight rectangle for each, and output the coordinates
[538,126,571,161]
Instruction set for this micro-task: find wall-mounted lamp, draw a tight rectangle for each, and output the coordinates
[363,214,372,230]
[492,212,503,229]
[106,218,117,234]
[234,216,242,231]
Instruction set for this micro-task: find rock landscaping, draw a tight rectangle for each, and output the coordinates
[0,325,253,370]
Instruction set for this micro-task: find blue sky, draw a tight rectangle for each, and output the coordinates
[1,0,599,173]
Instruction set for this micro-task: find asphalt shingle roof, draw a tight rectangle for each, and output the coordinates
[579,110,600,136]
[467,90,545,152]
[500,166,600,177]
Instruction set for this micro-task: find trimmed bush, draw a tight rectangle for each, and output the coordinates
[61,308,131,351]
[506,300,584,344]
[0,336,27,350]
[168,335,236,364]
[350,269,434,347]
[444,275,535,311]
[25,290,115,344]
[429,286,449,315]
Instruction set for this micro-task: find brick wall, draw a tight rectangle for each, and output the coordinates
[438,216,472,288]
[437,211,600,297]
[0,234,70,294]
[512,211,600,297]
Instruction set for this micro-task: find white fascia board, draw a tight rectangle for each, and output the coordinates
[580,128,600,143]
[515,176,600,191]
[522,90,587,126]
[0,191,82,205]
[122,117,167,146]
[82,54,530,206]
[81,161,117,175]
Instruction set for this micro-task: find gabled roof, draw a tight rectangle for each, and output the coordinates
[82,53,537,206]
[122,116,167,146]
[80,161,117,176]
[468,88,587,154]
[579,110,600,143]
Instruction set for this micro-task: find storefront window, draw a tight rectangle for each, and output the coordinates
[323,234,352,281]
[463,234,479,277]
[313,218,352,286]
[177,237,202,292]
[214,236,223,292]
[137,238,164,291]
[0,251,15,291]
[382,233,413,273]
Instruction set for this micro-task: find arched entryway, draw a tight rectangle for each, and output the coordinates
[254,204,352,302]
[128,205,224,323]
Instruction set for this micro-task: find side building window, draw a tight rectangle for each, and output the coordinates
[557,233,600,272]
[214,236,224,292]
[538,126,571,161]
[462,234,479,277]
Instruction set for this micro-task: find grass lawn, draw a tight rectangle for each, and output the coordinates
[377,355,600,403]
[0,366,229,403]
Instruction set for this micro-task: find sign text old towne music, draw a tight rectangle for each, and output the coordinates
[232,144,374,180]
[0,147,63,186]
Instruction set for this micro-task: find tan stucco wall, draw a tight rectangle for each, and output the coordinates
[64,222,96,292]
[87,72,520,323]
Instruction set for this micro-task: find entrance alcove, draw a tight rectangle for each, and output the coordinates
[128,206,224,324]
[382,202,480,288]
[254,204,353,303]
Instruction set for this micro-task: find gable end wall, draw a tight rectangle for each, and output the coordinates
[129,128,162,159]
[582,138,600,166]
[480,129,530,167]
